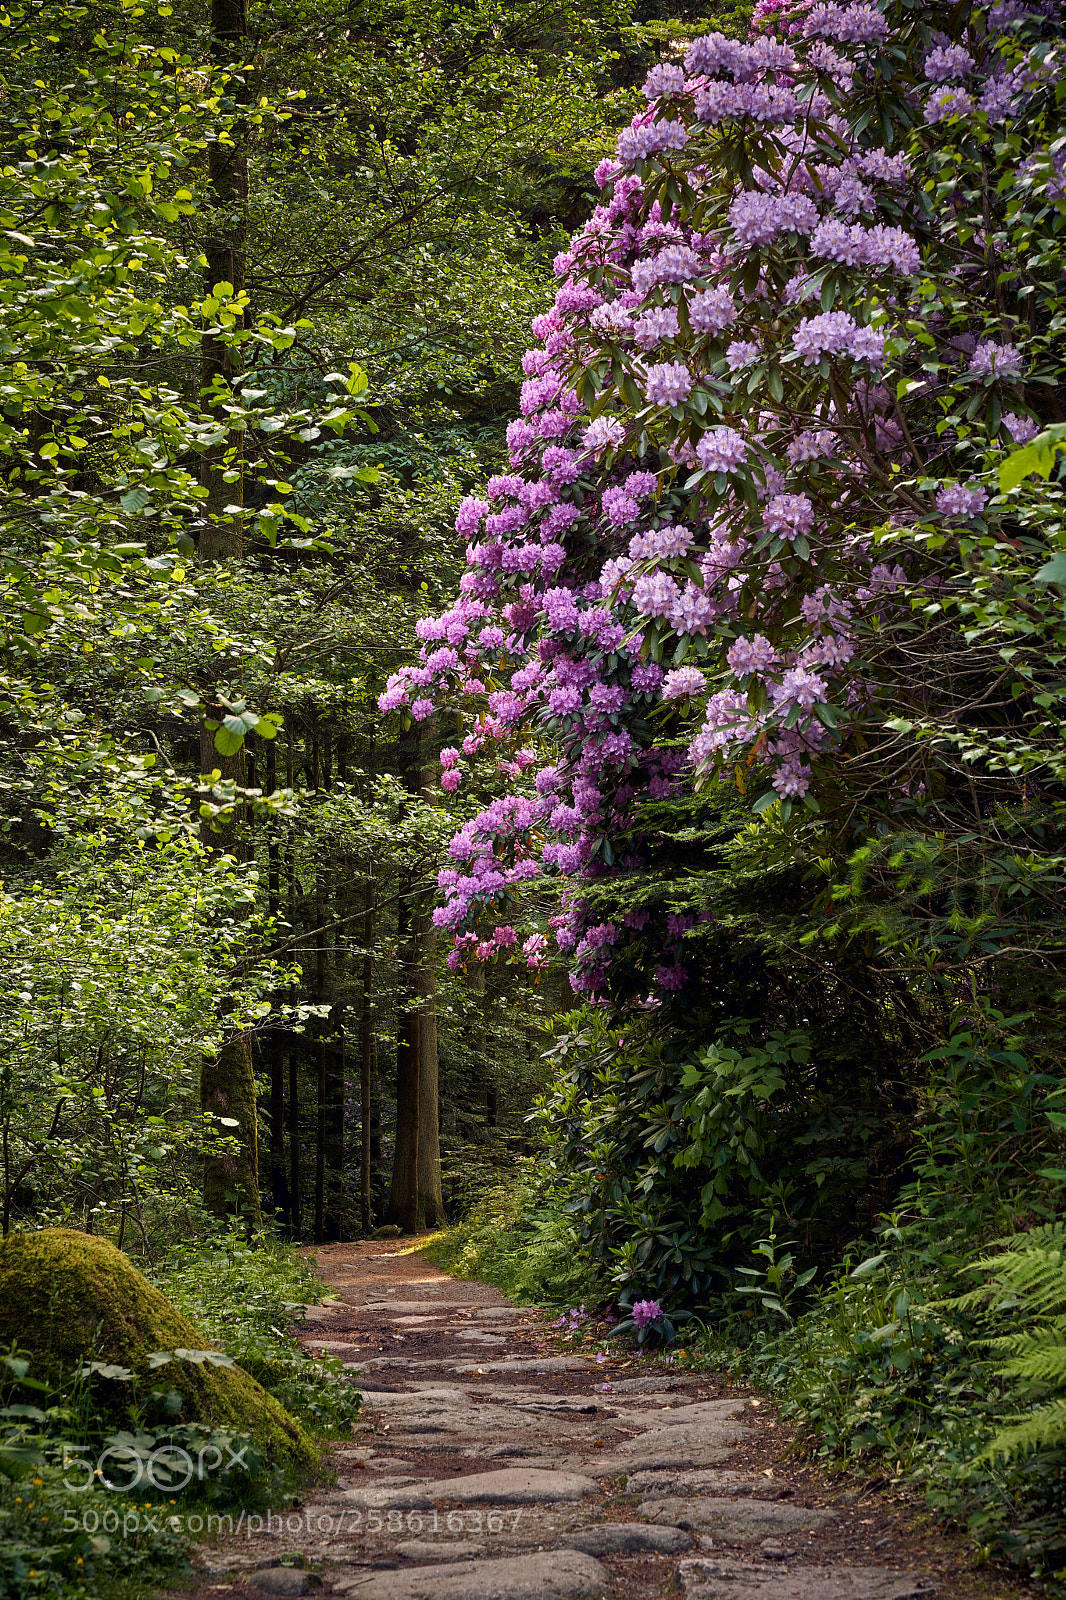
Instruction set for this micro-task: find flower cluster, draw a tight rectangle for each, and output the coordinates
[631,1299,664,1329]
[378,0,1055,1002]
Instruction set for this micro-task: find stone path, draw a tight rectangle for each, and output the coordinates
[184,1242,1021,1600]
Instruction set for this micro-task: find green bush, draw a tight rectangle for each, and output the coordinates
[421,1163,603,1308]
[158,1232,362,1437]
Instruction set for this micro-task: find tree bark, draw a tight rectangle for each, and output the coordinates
[287,1048,301,1239]
[415,913,442,1228]
[285,718,300,1237]
[265,739,289,1227]
[360,875,374,1235]
[415,731,442,1227]
[325,1020,345,1240]
[386,878,420,1233]
[313,724,328,1245]
[202,1036,261,1226]
[197,0,257,1227]
[200,0,247,558]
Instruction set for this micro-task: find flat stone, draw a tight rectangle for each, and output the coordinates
[589,1401,750,1474]
[640,1498,833,1542]
[198,1553,278,1575]
[593,1436,736,1474]
[623,1400,749,1430]
[329,1469,598,1511]
[248,1569,310,1596]
[623,1470,752,1496]
[397,1540,484,1561]
[561,1522,693,1555]
[353,1300,481,1314]
[453,1357,594,1374]
[424,1468,600,1504]
[330,1549,610,1598]
[676,1557,937,1599]
[597,1376,695,1394]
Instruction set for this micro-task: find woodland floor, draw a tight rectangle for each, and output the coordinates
[157,1240,1033,1600]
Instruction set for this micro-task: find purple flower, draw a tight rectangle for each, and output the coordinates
[792,311,884,367]
[631,1298,664,1328]
[689,286,737,335]
[968,341,1025,379]
[662,666,706,700]
[726,340,761,370]
[642,63,687,100]
[727,634,778,675]
[924,44,974,82]
[633,306,680,349]
[630,244,702,296]
[763,494,815,540]
[616,118,689,164]
[1003,413,1039,444]
[800,3,889,43]
[729,191,818,247]
[696,426,748,473]
[936,482,988,519]
[583,416,626,454]
[923,87,975,124]
[641,360,693,407]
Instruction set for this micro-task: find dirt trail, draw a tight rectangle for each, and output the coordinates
[177,1241,1024,1600]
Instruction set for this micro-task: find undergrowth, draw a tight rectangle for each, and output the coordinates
[0,1231,360,1600]
[420,1160,602,1308]
[157,1230,362,1437]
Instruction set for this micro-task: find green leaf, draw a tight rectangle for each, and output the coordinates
[120,487,150,513]
[21,608,49,637]
[213,726,244,756]
[1034,553,1066,585]
[849,1253,887,1279]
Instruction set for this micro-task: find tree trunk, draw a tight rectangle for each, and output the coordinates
[287,1047,301,1239]
[314,1028,326,1244]
[200,0,247,558]
[197,0,256,1226]
[285,718,301,1237]
[415,729,442,1226]
[370,1034,381,1165]
[198,726,260,1227]
[265,740,289,1227]
[313,726,328,1245]
[202,1036,261,1226]
[325,1021,345,1240]
[386,879,420,1232]
[415,910,442,1228]
[360,877,374,1235]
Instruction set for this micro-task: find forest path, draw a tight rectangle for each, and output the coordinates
[185,1241,1018,1600]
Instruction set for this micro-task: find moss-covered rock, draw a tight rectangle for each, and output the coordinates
[0,1228,316,1468]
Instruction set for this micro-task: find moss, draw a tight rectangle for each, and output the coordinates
[0,1228,315,1468]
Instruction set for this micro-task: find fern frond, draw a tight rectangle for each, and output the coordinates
[978,1396,1066,1464]
[971,1224,1066,1319]
[990,1327,1066,1387]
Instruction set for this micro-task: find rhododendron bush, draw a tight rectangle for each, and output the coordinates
[382,0,1066,1006]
